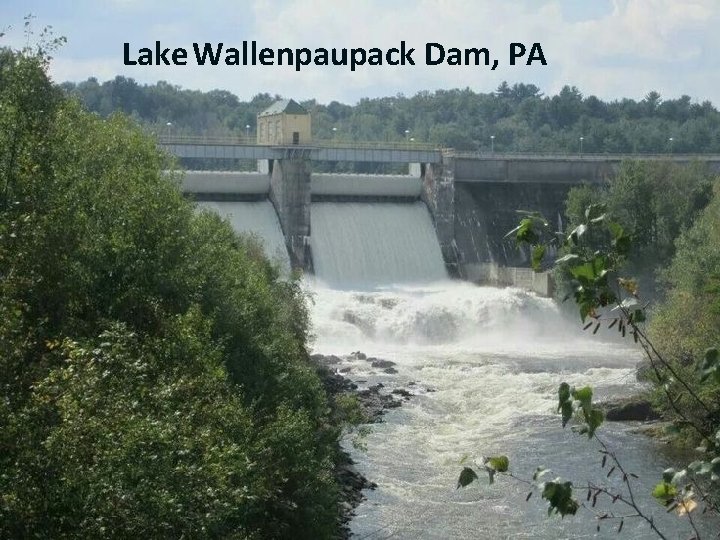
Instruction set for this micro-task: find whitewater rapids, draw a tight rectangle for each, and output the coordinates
[307,280,718,539]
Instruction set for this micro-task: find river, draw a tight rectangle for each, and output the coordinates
[308,280,719,540]
[198,197,718,538]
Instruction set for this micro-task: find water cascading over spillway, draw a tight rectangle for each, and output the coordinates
[311,201,447,289]
[197,201,290,272]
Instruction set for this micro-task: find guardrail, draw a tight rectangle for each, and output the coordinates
[158,136,441,152]
[157,137,720,161]
[445,151,720,160]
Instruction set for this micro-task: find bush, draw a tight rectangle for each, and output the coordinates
[554,160,713,301]
[649,181,720,441]
[0,48,339,538]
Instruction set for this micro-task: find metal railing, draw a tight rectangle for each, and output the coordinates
[157,136,720,160]
[443,150,720,160]
[158,135,441,152]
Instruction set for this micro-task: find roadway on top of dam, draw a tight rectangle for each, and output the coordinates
[160,136,720,163]
[160,137,720,183]
[160,136,444,163]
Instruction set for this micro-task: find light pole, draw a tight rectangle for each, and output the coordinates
[490,135,495,154]
[668,137,674,154]
[404,129,410,143]
[332,126,337,139]
[245,124,250,139]
[165,122,172,139]
[579,136,584,155]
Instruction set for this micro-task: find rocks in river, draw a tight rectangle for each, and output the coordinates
[370,358,396,369]
[311,357,357,395]
[312,353,342,364]
[357,384,403,417]
[600,397,660,422]
[335,449,377,536]
[308,351,416,538]
[391,388,413,399]
[363,357,398,374]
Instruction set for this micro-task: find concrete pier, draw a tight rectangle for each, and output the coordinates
[422,160,458,276]
[269,158,312,270]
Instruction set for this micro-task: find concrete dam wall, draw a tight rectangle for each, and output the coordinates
[179,154,629,294]
[185,168,448,288]
[167,144,720,294]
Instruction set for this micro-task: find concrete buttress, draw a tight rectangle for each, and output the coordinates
[269,158,312,270]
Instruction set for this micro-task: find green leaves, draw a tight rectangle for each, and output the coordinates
[584,409,604,439]
[607,221,631,256]
[700,348,720,383]
[505,212,554,271]
[557,382,604,438]
[506,216,540,245]
[456,467,478,489]
[0,48,343,539]
[651,482,677,505]
[541,479,579,517]
[584,203,607,223]
[484,455,510,483]
[509,204,640,326]
[456,455,510,488]
[688,456,720,482]
[531,245,546,272]
[485,455,509,472]
[571,386,593,408]
[558,383,573,428]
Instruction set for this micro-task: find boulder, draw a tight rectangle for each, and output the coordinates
[602,398,660,422]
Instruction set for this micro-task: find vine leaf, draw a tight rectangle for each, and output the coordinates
[457,467,478,489]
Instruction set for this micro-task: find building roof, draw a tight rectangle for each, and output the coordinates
[258,99,308,117]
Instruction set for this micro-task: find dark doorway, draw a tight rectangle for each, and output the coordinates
[292,132,300,145]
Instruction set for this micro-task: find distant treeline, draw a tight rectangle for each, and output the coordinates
[61,77,720,153]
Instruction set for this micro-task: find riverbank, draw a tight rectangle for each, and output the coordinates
[311,352,417,537]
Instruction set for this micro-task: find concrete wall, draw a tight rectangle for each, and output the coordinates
[178,159,572,296]
[312,173,422,198]
[453,181,571,269]
[173,149,720,296]
[422,160,458,275]
[269,158,312,269]
[181,171,269,194]
[454,156,620,184]
[462,262,553,296]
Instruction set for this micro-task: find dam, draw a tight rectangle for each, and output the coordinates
[161,134,720,538]
[165,136,720,294]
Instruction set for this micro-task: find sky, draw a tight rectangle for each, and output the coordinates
[2,0,719,105]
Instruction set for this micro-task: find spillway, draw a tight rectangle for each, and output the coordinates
[311,202,447,289]
[197,201,290,272]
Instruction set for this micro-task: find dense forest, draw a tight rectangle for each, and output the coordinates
[556,162,720,450]
[4,37,720,536]
[0,47,352,538]
[61,77,720,154]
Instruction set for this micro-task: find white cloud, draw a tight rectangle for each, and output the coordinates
[41,0,720,104]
